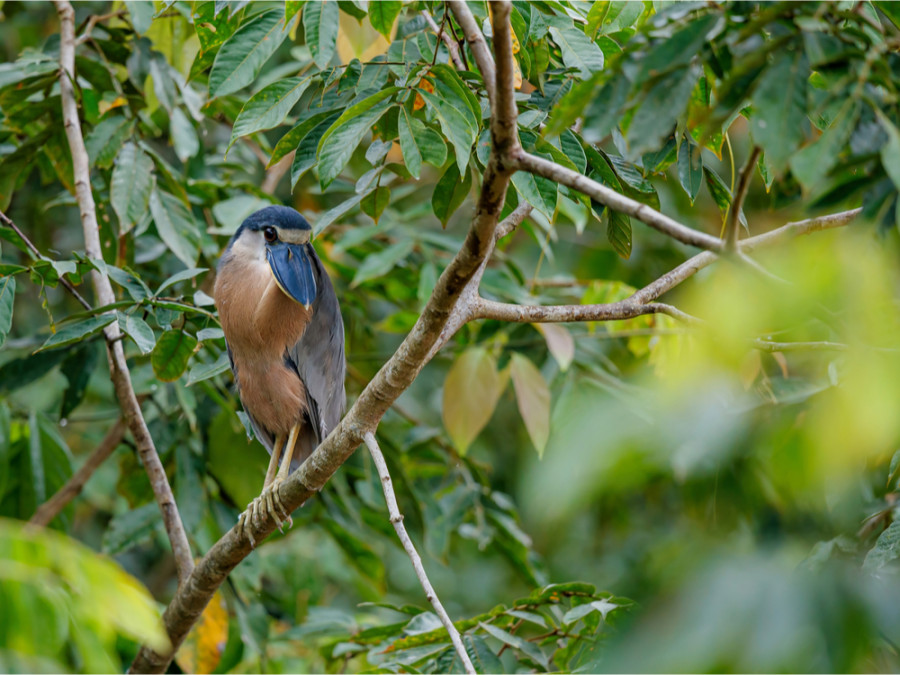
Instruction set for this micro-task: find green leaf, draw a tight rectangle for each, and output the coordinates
[118,312,157,354]
[415,121,447,167]
[360,185,391,224]
[209,9,288,98]
[269,109,337,168]
[0,274,13,348]
[170,108,200,163]
[304,0,339,69]
[229,76,314,149]
[85,116,134,169]
[876,112,900,192]
[626,65,699,157]
[124,1,154,34]
[442,348,505,455]
[369,0,401,38]
[37,315,115,352]
[749,50,809,175]
[509,353,551,458]
[432,163,472,226]
[790,99,861,190]
[155,267,209,296]
[479,621,548,667]
[864,520,900,570]
[291,112,342,187]
[398,108,422,179]
[186,352,230,385]
[321,519,385,583]
[635,13,719,85]
[351,240,414,287]
[607,210,632,260]
[111,142,154,234]
[512,170,557,219]
[102,503,162,556]
[317,88,399,188]
[548,25,604,79]
[149,188,200,268]
[677,136,703,204]
[420,90,476,174]
[151,329,199,382]
[60,344,100,419]
[703,166,732,217]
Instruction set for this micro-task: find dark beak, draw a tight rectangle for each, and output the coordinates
[266,242,317,309]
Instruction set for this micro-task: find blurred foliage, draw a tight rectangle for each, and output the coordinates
[3,0,900,672]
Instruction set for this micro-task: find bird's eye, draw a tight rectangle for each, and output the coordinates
[263,226,277,243]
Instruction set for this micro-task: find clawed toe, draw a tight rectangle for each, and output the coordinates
[237,484,294,545]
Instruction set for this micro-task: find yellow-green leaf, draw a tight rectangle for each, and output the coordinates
[442,348,504,455]
[510,353,551,457]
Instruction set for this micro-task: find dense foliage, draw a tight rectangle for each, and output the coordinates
[3,0,900,672]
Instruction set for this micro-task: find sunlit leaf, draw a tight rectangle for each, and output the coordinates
[442,348,505,455]
[510,353,551,457]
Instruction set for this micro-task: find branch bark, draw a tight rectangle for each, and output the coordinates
[725,146,761,251]
[364,432,475,674]
[29,419,126,528]
[129,4,521,672]
[512,151,724,251]
[473,298,698,324]
[448,1,496,108]
[421,10,465,70]
[53,0,193,585]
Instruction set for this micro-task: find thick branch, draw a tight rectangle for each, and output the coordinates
[29,419,126,527]
[128,11,521,672]
[364,432,475,674]
[421,10,465,70]
[53,0,193,585]
[448,0,496,107]
[725,146,761,251]
[512,151,724,251]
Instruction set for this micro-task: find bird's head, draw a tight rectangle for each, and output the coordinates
[232,205,317,310]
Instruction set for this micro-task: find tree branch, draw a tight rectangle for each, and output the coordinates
[128,5,521,671]
[473,298,699,324]
[29,418,126,528]
[726,146,761,251]
[364,432,475,674]
[448,0,496,108]
[630,208,862,304]
[511,151,724,251]
[421,9,465,70]
[53,0,194,585]
[495,202,533,241]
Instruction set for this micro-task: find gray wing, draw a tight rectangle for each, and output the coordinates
[285,251,346,447]
[225,340,277,455]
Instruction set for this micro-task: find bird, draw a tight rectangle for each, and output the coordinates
[214,205,345,544]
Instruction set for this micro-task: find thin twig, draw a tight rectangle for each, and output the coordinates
[363,432,475,675]
[725,146,761,251]
[422,10,465,70]
[29,418,126,527]
[53,0,194,586]
[753,339,849,352]
[473,297,700,325]
[495,202,534,240]
[261,150,294,194]
[0,210,92,310]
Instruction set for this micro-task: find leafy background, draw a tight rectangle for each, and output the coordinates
[3,0,900,672]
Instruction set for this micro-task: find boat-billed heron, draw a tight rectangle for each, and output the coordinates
[214,205,345,542]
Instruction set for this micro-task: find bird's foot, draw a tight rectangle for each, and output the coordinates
[236,481,293,547]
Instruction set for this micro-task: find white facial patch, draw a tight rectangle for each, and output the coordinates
[275,227,311,245]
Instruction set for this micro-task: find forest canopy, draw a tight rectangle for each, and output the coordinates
[3,0,900,673]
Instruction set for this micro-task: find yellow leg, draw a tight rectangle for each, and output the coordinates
[263,433,286,489]
[274,423,301,484]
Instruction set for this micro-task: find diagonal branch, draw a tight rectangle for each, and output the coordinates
[512,151,724,250]
[29,418,126,528]
[128,4,521,672]
[53,0,193,585]
[726,146,761,251]
[364,432,475,674]
[630,208,862,305]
